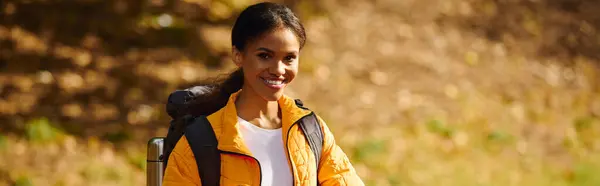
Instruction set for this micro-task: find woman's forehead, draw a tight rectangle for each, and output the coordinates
[249,28,300,53]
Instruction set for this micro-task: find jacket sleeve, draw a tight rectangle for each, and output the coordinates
[163,136,201,186]
[316,116,365,186]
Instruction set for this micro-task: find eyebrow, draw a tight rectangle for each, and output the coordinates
[256,47,298,55]
[257,47,275,53]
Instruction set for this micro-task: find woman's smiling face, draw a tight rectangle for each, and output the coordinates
[233,27,300,101]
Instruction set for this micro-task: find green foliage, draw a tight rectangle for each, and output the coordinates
[127,153,146,171]
[571,161,600,186]
[14,176,33,186]
[130,158,146,171]
[574,116,595,132]
[387,175,402,186]
[573,116,598,149]
[562,136,576,149]
[352,139,388,162]
[25,118,62,144]
[80,163,102,182]
[426,119,455,138]
[486,130,513,143]
[484,130,514,153]
[106,168,123,182]
[0,134,7,151]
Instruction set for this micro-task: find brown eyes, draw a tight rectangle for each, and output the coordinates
[257,53,271,60]
[284,55,296,62]
[256,53,296,63]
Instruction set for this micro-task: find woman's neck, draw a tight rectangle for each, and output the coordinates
[235,88,282,129]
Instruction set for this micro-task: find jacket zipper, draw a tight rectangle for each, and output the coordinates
[220,151,262,185]
[286,112,314,186]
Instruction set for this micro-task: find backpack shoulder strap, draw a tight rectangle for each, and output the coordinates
[295,99,325,171]
[162,115,195,172]
[184,116,220,186]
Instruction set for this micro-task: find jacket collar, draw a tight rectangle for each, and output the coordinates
[211,90,312,156]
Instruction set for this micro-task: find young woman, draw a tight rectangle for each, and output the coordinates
[163,2,364,186]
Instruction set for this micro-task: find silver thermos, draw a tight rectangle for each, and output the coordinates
[147,137,165,186]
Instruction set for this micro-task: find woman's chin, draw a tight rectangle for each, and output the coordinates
[260,91,284,102]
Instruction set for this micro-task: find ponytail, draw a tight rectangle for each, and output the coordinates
[188,68,244,116]
[218,68,244,99]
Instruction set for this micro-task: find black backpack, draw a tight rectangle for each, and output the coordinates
[161,86,324,186]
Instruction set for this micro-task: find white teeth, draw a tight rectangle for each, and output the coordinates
[264,79,283,85]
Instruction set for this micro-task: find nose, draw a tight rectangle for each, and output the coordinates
[269,60,286,76]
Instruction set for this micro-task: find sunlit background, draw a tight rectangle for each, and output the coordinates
[1,0,600,185]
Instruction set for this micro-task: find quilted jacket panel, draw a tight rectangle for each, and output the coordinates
[163,91,364,186]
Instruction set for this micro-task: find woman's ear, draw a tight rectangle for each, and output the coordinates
[232,47,243,67]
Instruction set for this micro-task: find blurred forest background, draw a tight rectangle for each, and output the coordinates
[1,0,600,185]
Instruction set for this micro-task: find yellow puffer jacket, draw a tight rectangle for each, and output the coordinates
[163,91,364,186]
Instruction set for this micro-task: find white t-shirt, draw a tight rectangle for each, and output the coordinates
[237,117,293,186]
